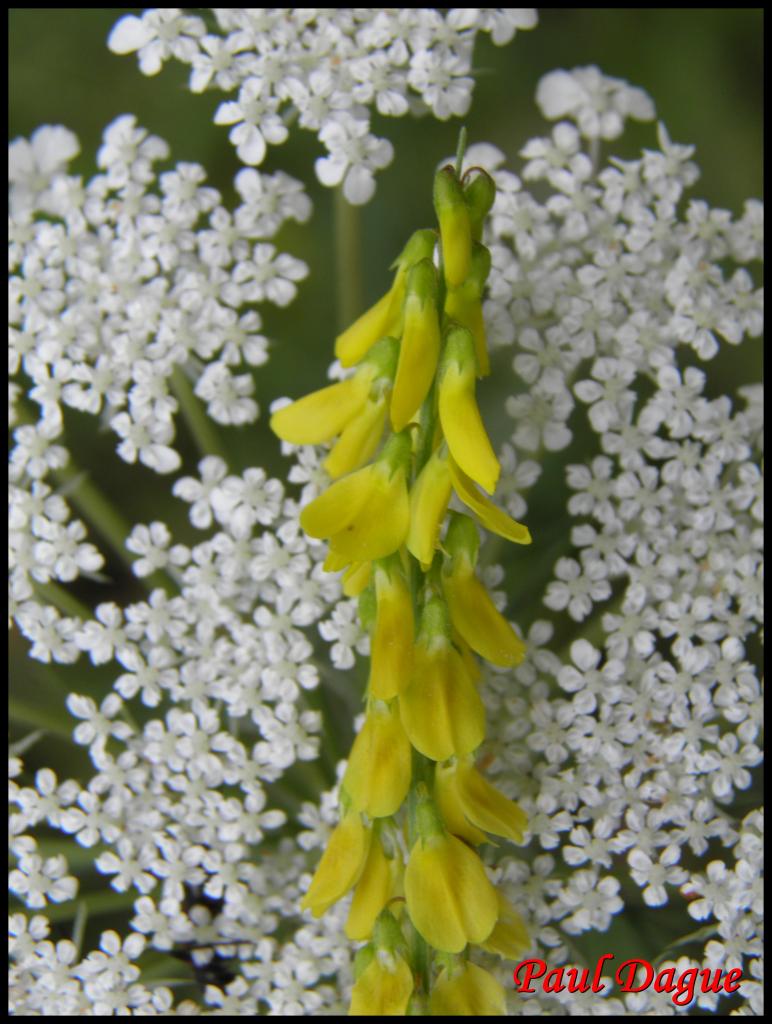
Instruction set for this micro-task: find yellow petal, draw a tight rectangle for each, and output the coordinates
[343,701,412,818]
[439,359,499,495]
[336,271,405,367]
[301,464,376,539]
[346,832,398,941]
[370,562,414,700]
[442,566,526,667]
[429,963,506,1016]
[399,640,485,762]
[481,893,530,960]
[328,464,410,565]
[349,953,414,1016]
[434,760,489,846]
[391,292,441,432]
[406,447,453,569]
[342,561,371,597]
[404,833,498,953]
[450,457,531,545]
[324,395,388,479]
[300,810,371,917]
[270,375,370,445]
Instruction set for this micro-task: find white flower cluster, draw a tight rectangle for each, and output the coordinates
[457,67,762,1014]
[108,7,538,203]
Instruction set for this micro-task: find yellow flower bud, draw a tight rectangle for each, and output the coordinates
[369,559,414,700]
[406,445,453,569]
[439,326,500,495]
[429,962,506,1016]
[434,165,472,288]
[443,242,492,376]
[404,831,498,953]
[399,603,485,762]
[346,830,400,941]
[391,259,441,432]
[435,756,527,845]
[343,700,412,818]
[349,950,414,1016]
[300,809,371,917]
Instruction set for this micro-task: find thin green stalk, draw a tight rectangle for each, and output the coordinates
[170,365,228,461]
[33,580,93,620]
[55,462,135,573]
[334,187,363,331]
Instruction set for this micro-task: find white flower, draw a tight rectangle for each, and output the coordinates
[315,113,394,205]
[536,65,656,139]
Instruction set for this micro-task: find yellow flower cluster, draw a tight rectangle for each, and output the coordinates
[271,158,531,1015]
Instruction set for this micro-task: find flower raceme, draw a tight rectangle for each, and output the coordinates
[271,156,532,1014]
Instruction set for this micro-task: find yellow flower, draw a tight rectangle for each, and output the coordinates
[439,326,499,495]
[404,831,498,953]
[300,809,371,917]
[270,371,373,445]
[399,598,485,762]
[435,756,528,846]
[300,433,411,566]
[434,165,472,288]
[369,558,414,700]
[406,445,453,569]
[429,962,506,1016]
[441,518,526,667]
[481,893,530,960]
[343,700,412,818]
[349,950,414,1016]
[346,829,400,941]
[391,258,441,432]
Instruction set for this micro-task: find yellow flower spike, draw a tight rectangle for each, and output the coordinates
[391,258,441,432]
[324,393,388,479]
[404,794,498,953]
[439,325,500,495]
[336,228,437,367]
[300,808,371,917]
[346,828,400,941]
[481,893,530,960]
[343,699,412,818]
[399,597,485,762]
[270,372,372,445]
[406,445,453,569]
[449,456,532,545]
[443,243,492,376]
[349,949,414,1016]
[429,962,506,1016]
[301,432,411,566]
[436,756,528,846]
[434,165,472,288]
[369,557,414,700]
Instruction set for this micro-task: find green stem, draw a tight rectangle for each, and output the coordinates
[334,187,363,331]
[54,462,134,573]
[170,365,228,461]
[33,581,92,620]
[454,126,468,176]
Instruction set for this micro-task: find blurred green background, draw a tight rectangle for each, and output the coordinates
[9,9,763,997]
